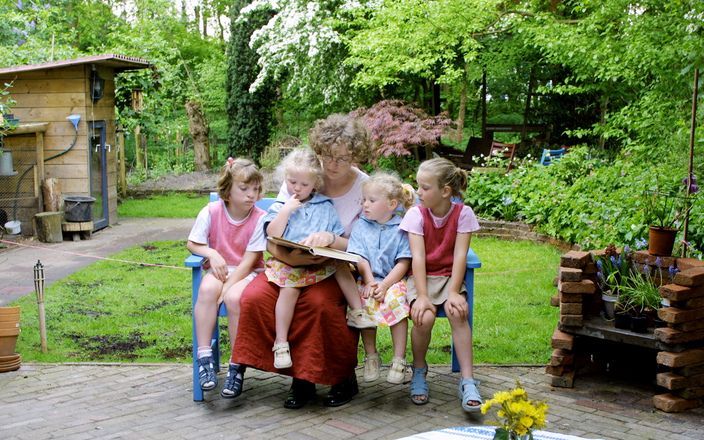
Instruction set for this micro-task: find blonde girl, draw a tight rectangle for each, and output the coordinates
[264,148,374,370]
[346,171,415,384]
[187,158,266,398]
[398,158,482,412]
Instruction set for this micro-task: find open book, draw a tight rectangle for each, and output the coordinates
[267,236,360,264]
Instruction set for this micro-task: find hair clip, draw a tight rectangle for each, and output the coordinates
[226,157,235,168]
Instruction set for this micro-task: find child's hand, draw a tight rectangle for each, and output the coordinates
[446,291,468,320]
[282,194,302,213]
[209,253,228,282]
[362,281,377,299]
[411,296,435,325]
[371,281,388,301]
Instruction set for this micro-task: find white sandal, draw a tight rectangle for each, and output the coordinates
[387,357,406,384]
[272,342,292,369]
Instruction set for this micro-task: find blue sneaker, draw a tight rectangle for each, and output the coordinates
[198,356,217,391]
[221,364,246,399]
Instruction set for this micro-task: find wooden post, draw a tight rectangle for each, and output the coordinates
[117,131,126,198]
[35,131,45,212]
[683,67,699,256]
[42,178,62,212]
[34,212,63,243]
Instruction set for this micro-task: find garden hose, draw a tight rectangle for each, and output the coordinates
[11,125,79,218]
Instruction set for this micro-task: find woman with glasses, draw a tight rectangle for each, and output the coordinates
[233,113,371,409]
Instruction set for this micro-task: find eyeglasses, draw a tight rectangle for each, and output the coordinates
[320,154,353,165]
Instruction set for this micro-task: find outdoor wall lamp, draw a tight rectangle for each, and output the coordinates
[90,66,105,103]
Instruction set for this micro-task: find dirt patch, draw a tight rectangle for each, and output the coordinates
[65,331,150,359]
[160,338,191,359]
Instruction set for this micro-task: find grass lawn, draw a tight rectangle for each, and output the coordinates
[118,193,206,218]
[117,192,279,219]
[12,236,559,365]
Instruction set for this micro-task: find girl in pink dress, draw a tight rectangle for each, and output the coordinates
[188,158,267,398]
[399,158,482,412]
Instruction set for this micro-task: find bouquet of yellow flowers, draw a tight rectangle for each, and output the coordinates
[480,382,549,440]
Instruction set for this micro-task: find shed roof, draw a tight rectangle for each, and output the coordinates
[0,54,151,75]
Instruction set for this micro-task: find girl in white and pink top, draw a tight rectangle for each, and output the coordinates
[187,158,267,399]
[399,157,482,413]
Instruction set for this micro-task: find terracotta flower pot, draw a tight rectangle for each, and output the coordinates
[0,306,20,317]
[0,326,20,356]
[648,226,677,256]
[0,314,21,323]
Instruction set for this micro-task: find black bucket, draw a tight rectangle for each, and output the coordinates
[64,196,95,222]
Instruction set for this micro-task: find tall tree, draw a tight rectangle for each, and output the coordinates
[241,0,372,119]
[226,0,276,161]
[346,0,503,133]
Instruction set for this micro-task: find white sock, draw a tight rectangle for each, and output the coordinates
[197,346,213,359]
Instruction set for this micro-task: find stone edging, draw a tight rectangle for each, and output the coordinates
[477,219,575,251]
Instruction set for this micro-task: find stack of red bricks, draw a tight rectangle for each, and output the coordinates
[547,249,704,412]
[547,250,595,388]
[653,262,704,412]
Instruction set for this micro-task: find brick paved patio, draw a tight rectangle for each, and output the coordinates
[1,363,702,439]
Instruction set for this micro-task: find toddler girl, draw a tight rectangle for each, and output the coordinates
[347,171,415,384]
[188,158,266,398]
[264,148,374,369]
[399,157,482,412]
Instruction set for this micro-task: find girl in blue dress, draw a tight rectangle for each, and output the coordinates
[346,171,415,384]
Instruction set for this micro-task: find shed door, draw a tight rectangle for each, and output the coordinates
[89,121,109,230]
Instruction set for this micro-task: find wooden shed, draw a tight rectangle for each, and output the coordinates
[0,54,151,235]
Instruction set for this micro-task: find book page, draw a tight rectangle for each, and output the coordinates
[267,236,360,264]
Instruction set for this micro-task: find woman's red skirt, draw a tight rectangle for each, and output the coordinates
[232,273,358,385]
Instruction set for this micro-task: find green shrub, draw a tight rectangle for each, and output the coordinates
[465,146,704,251]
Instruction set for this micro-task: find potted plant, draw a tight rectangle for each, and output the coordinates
[642,175,699,256]
[595,244,631,320]
[616,265,663,333]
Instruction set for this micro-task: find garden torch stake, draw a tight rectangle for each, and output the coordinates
[33,260,47,353]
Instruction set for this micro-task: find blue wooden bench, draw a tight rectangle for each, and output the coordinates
[539,147,566,165]
[186,193,481,401]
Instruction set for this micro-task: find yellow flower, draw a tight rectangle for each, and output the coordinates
[482,381,549,438]
[494,390,512,403]
[510,387,527,399]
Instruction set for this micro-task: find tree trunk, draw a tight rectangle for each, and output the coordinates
[218,15,225,41]
[34,212,63,243]
[481,70,487,138]
[134,125,143,170]
[202,10,208,37]
[186,100,211,171]
[521,67,535,146]
[599,95,609,149]
[42,178,61,212]
[432,81,441,116]
[455,63,469,143]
